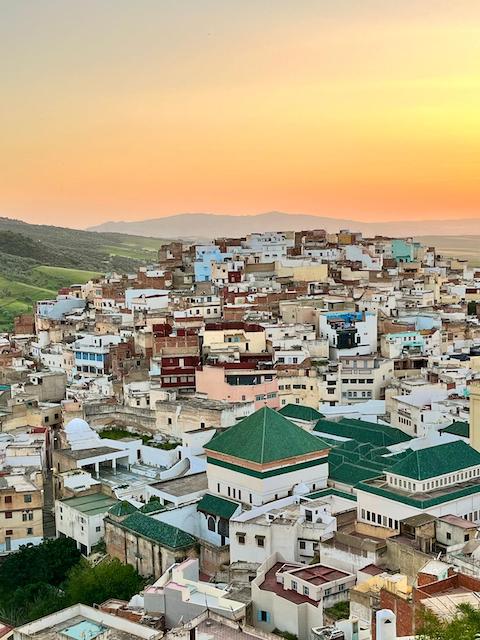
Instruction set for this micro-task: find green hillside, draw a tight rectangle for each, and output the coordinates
[0,217,167,331]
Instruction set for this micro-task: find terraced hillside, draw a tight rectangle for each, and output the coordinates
[0,217,167,330]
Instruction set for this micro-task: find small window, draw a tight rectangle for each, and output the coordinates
[27,528,33,535]
[5,529,12,536]
[96,526,101,532]
[299,540,306,550]
[258,611,270,623]
[207,516,216,532]
[24,495,32,503]
[5,512,12,519]
[303,586,309,596]
[257,537,265,547]
[5,496,12,504]
[238,534,245,545]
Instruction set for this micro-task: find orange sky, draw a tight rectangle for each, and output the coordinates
[1,1,480,228]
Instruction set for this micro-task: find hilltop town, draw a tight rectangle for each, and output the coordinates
[2,228,480,640]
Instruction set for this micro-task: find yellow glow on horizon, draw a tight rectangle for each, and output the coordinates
[0,1,479,226]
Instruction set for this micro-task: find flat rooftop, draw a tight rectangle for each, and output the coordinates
[59,446,123,460]
[152,472,208,497]
[14,604,160,640]
[157,397,248,411]
[196,619,272,640]
[61,493,118,515]
[359,475,480,508]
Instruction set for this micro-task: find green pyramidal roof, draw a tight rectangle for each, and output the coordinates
[389,440,480,481]
[108,500,138,517]
[205,406,329,464]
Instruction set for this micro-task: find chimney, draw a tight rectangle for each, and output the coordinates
[470,385,480,452]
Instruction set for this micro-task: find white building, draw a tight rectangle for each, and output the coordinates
[55,492,118,555]
[252,553,355,640]
[356,440,480,531]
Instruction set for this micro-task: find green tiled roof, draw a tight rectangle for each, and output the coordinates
[120,512,196,549]
[108,500,138,517]
[197,493,240,519]
[389,441,480,480]
[140,500,167,514]
[62,493,118,516]
[205,406,330,464]
[278,404,324,422]
[314,417,411,447]
[330,462,383,485]
[440,421,469,438]
[326,440,409,487]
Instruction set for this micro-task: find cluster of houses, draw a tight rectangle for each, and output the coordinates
[3,228,480,639]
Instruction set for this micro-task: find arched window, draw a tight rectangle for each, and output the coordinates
[207,516,216,532]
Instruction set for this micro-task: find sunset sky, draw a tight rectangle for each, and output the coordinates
[1,1,480,228]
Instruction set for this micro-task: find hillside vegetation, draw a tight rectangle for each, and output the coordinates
[0,217,167,331]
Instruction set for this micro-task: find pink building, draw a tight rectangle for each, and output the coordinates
[196,364,279,410]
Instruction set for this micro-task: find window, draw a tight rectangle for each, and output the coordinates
[238,534,246,545]
[256,536,265,547]
[339,583,345,591]
[5,530,12,536]
[299,541,306,550]
[465,534,470,542]
[27,528,33,535]
[5,512,12,519]
[207,516,216,532]
[291,581,297,590]
[258,611,270,623]
[96,526,101,532]
[303,586,309,596]
[446,532,451,541]
[5,496,12,504]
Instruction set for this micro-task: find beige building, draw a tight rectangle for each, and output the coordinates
[202,321,267,356]
[339,355,394,404]
[155,397,254,440]
[277,361,341,408]
[105,507,197,579]
[0,471,44,553]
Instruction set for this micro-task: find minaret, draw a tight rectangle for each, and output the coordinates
[470,384,480,452]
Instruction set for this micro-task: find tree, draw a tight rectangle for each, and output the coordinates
[0,537,80,596]
[417,603,480,639]
[65,558,143,606]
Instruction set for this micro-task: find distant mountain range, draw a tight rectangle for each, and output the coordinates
[88,211,480,238]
